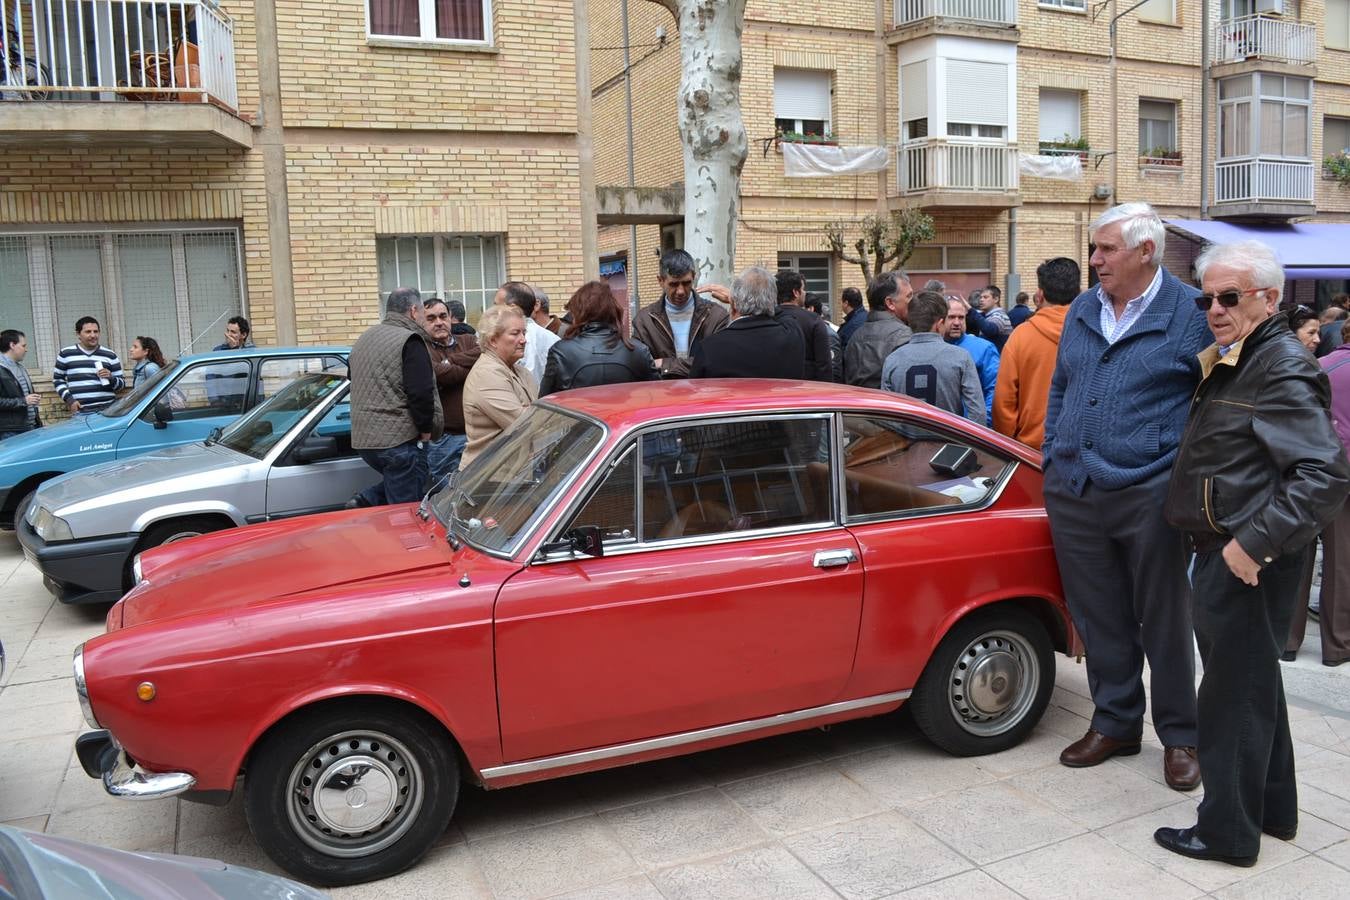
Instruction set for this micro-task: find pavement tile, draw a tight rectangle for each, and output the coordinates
[685,732,824,785]
[783,809,970,900]
[0,766,64,822]
[723,762,884,837]
[0,676,79,713]
[881,869,1023,900]
[4,695,83,742]
[986,832,1201,900]
[454,778,590,843]
[905,780,1086,865]
[0,815,48,832]
[1007,754,1185,829]
[835,743,995,807]
[1298,752,1350,803]
[1290,813,1350,854]
[327,844,492,900]
[175,792,249,842]
[46,798,177,852]
[470,815,638,899]
[600,787,766,868]
[1300,784,1350,829]
[1213,855,1350,899]
[571,756,712,814]
[970,724,1077,779]
[174,828,291,878]
[1318,837,1350,872]
[795,710,920,761]
[650,843,837,900]
[546,874,666,900]
[1034,702,1093,741]
[1291,715,1350,754]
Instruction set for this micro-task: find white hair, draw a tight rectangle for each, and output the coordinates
[732,266,778,317]
[1091,201,1166,259]
[1194,240,1285,296]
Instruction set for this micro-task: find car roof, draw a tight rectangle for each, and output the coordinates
[176,346,350,365]
[539,380,1043,466]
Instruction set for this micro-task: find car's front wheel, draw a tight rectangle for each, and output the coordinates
[909,607,1054,757]
[244,703,459,886]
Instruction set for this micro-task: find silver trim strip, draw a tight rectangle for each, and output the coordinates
[73,645,99,730]
[480,689,912,783]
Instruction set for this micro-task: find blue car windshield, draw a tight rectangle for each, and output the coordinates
[98,361,179,418]
[217,373,346,460]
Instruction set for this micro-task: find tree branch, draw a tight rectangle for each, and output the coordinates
[646,0,680,19]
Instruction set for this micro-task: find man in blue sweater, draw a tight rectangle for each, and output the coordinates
[1043,202,1212,792]
[944,297,999,426]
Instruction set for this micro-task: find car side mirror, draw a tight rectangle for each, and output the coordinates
[539,525,604,559]
[292,434,339,464]
[152,401,173,429]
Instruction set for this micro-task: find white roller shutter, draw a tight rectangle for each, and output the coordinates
[901,61,928,122]
[945,59,1008,126]
[1039,88,1082,141]
[774,69,831,122]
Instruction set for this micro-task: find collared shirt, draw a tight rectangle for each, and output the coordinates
[1200,337,1249,379]
[520,318,560,384]
[1098,266,1163,345]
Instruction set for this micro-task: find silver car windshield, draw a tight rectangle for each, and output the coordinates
[433,406,602,555]
[99,360,180,418]
[216,373,346,460]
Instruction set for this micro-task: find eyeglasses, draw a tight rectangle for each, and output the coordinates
[1194,288,1269,311]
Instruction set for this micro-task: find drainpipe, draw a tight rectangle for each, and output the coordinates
[621,0,639,310]
[1200,0,1210,218]
[1108,0,1156,204]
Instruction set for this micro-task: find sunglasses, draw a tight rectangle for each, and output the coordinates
[1194,287,1268,311]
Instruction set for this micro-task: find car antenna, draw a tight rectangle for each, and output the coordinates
[182,310,231,354]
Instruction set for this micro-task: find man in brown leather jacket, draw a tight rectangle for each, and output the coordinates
[631,249,730,378]
[1155,240,1350,868]
[423,298,480,488]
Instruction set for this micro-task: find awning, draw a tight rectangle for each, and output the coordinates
[1165,219,1350,280]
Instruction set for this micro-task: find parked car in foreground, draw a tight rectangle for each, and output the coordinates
[72,380,1074,887]
[0,824,328,899]
[0,346,348,530]
[18,371,376,605]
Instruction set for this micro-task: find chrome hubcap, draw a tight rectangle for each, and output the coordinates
[286,730,422,857]
[947,630,1039,737]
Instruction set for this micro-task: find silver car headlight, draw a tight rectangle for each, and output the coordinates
[33,507,73,542]
[74,645,100,729]
[131,553,144,586]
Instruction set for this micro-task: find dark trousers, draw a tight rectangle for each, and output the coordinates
[358,440,428,506]
[1284,498,1350,664]
[1043,468,1198,746]
[1192,547,1305,856]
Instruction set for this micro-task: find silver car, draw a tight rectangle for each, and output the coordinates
[17,372,378,604]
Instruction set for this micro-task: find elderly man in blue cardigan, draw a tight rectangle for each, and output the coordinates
[1042,202,1212,792]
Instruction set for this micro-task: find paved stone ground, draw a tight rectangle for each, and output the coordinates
[3,532,1349,899]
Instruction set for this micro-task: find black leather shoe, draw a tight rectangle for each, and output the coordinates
[1154,826,1257,867]
[1280,650,1297,662]
[1262,823,1297,841]
[344,494,371,510]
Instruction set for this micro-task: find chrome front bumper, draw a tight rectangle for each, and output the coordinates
[75,730,196,800]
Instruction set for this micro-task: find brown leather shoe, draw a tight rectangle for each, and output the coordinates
[1060,730,1142,768]
[1164,746,1201,791]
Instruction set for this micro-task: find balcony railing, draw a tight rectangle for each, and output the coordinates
[894,0,1017,27]
[1213,14,1315,66]
[899,138,1019,194]
[1,0,238,111]
[1214,157,1313,204]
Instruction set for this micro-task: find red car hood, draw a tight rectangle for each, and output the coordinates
[123,506,451,628]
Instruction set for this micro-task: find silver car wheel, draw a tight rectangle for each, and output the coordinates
[159,529,204,544]
[284,729,424,858]
[945,629,1040,737]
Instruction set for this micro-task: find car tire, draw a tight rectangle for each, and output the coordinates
[909,607,1054,757]
[11,490,35,529]
[244,703,459,887]
[140,517,224,548]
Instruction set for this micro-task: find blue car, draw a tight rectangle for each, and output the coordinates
[0,346,348,529]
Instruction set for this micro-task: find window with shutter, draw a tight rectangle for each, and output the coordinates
[1038,89,1081,143]
[774,68,832,137]
[1325,117,1350,156]
[367,0,490,44]
[900,61,928,141]
[944,60,1008,137]
[376,235,505,321]
[1136,0,1174,22]
[1328,0,1350,50]
[1138,100,1177,155]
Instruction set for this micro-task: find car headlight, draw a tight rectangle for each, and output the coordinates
[33,507,73,542]
[73,645,100,729]
[131,553,144,586]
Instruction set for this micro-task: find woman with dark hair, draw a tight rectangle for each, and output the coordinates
[538,281,658,395]
[1289,305,1321,353]
[129,336,167,388]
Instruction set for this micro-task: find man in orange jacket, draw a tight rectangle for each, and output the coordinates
[993,257,1081,449]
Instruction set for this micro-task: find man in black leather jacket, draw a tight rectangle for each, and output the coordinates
[1155,240,1350,868]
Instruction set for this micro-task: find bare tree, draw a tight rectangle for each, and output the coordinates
[824,210,936,283]
[650,0,748,288]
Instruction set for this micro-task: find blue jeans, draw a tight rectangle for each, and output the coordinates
[427,432,467,492]
[357,440,429,506]
[0,430,25,442]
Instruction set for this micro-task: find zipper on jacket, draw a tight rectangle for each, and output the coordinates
[1202,477,1222,534]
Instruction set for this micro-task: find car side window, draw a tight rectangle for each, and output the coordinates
[258,356,346,402]
[147,361,252,422]
[839,415,1009,520]
[566,445,638,546]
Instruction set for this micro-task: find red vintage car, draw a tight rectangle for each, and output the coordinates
[72,380,1073,886]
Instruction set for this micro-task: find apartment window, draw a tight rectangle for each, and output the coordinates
[367,0,491,44]
[905,245,993,272]
[774,69,832,137]
[1329,0,1350,51]
[900,60,928,143]
[1038,0,1087,10]
[1136,0,1175,22]
[777,254,831,298]
[1259,75,1310,158]
[1219,75,1252,157]
[376,234,504,320]
[945,59,1009,140]
[0,228,244,372]
[1139,99,1178,154]
[1326,117,1350,155]
[1039,88,1082,144]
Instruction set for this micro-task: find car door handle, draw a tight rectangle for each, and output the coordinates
[813,549,857,569]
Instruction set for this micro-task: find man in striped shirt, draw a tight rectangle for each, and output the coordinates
[53,316,124,415]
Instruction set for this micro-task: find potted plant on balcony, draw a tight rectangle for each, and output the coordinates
[1141,147,1183,168]
[774,130,838,153]
[1324,151,1350,186]
[1038,134,1090,165]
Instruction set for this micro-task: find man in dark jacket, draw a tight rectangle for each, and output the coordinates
[843,271,913,389]
[422,298,480,488]
[691,266,804,379]
[838,287,866,349]
[774,269,834,382]
[0,330,41,440]
[632,249,730,378]
[1155,239,1350,867]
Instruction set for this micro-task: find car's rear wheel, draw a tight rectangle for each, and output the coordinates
[244,704,458,886]
[909,607,1054,757]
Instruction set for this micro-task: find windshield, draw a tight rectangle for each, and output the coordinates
[433,406,603,555]
[98,360,180,418]
[216,372,346,460]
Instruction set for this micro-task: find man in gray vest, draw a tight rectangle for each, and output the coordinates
[348,287,443,507]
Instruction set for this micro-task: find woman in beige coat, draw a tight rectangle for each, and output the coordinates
[460,304,538,469]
